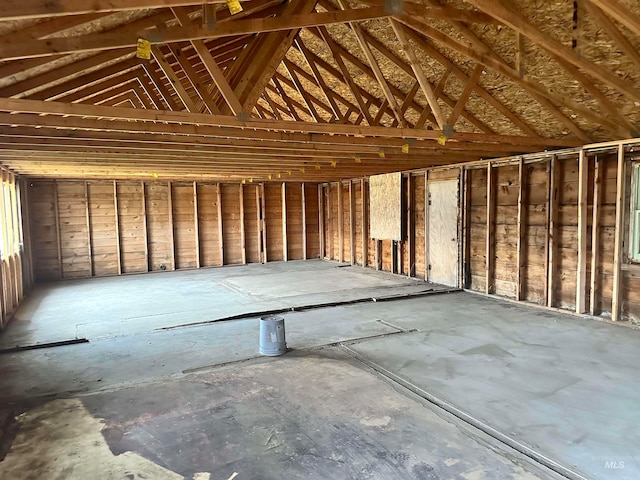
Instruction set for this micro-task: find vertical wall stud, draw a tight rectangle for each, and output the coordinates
[256,185,262,263]
[302,183,307,260]
[349,181,355,265]
[318,185,325,259]
[590,156,602,316]
[167,181,176,271]
[361,179,368,268]
[282,182,288,262]
[547,155,559,307]
[338,181,344,263]
[576,149,589,313]
[217,183,224,266]
[516,157,525,300]
[113,181,122,275]
[485,163,495,294]
[425,172,430,282]
[53,181,63,279]
[141,181,149,272]
[328,186,334,260]
[239,183,246,265]
[407,174,415,277]
[84,181,93,277]
[462,167,471,288]
[193,181,201,269]
[612,144,627,322]
[260,183,267,263]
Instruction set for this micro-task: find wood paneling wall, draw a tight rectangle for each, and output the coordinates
[320,143,640,324]
[0,171,31,328]
[28,180,321,282]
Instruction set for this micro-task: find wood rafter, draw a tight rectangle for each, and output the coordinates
[463,0,640,103]
[0,6,391,62]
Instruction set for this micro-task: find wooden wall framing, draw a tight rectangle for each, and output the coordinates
[28,180,320,282]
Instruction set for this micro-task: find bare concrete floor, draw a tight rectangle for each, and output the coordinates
[0,261,638,479]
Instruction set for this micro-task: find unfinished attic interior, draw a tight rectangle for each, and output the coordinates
[2,0,640,478]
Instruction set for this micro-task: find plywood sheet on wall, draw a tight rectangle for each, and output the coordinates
[369,172,401,241]
[428,179,459,287]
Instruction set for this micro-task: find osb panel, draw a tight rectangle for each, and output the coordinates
[369,172,402,241]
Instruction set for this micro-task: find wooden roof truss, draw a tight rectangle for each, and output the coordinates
[0,0,638,180]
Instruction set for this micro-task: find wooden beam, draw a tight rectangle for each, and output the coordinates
[283,59,323,122]
[0,7,391,61]
[169,45,217,114]
[337,0,405,126]
[389,18,445,130]
[447,64,484,127]
[407,174,415,276]
[424,172,430,281]
[113,180,122,275]
[239,183,246,265]
[547,155,559,307]
[589,155,602,316]
[317,27,375,125]
[0,0,231,20]
[584,1,640,72]
[338,181,344,262]
[142,62,180,111]
[397,16,595,141]
[576,149,589,313]
[302,183,307,260]
[515,157,524,300]
[282,183,288,261]
[167,181,176,270]
[84,181,93,277]
[589,0,640,37]
[151,46,198,112]
[256,185,262,263]
[0,97,582,146]
[260,183,267,263]
[349,181,356,265]
[171,7,243,115]
[294,38,344,122]
[612,144,627,322]
[318,185,325,259]
[361,179,368,267]
[141,181,149,272]
[461,168,471,288]
[193,181,201,268]
[464,0,640,103]
[485,163,495,294]
[217,183,224,265]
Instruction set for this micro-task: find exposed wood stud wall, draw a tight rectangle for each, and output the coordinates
[547,156,559,307]
[515,158,524,300]
[612,144,626,322]
[485,163,495,294]
[28,180,320,282]
[282,183,288,262]
[589,156,602,316]
[576,149,589,313]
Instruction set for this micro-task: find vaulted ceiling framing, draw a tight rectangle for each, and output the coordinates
[0,0,638,181]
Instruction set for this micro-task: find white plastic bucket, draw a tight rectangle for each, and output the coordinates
[259,315,287,356]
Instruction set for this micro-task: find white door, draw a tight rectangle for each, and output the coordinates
[427,179,459,286]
